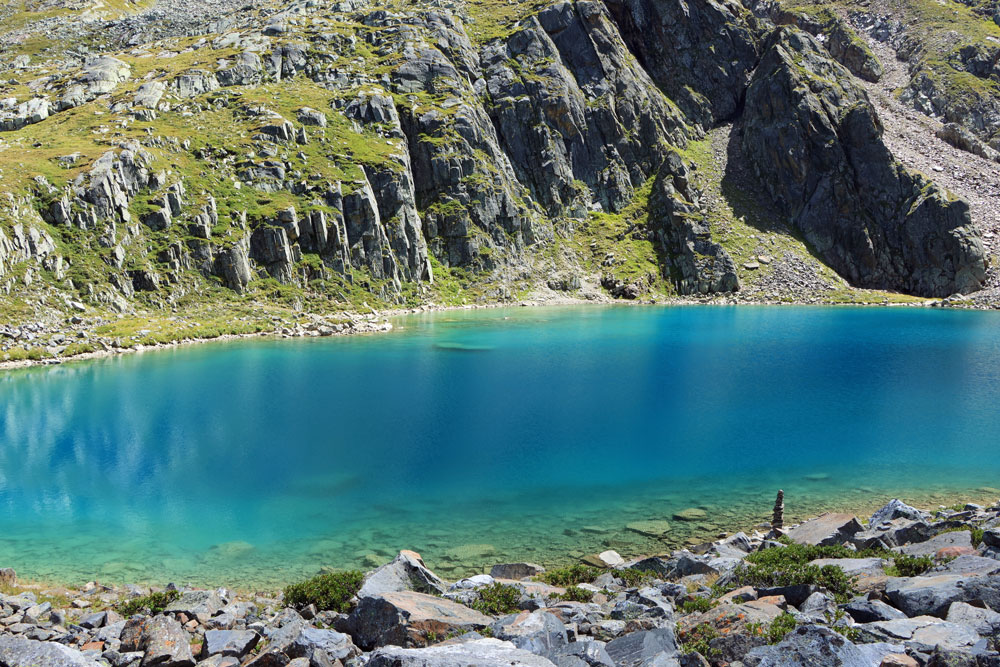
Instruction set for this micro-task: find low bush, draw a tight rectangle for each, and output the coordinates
[283,570,364,612]
[115,590,181,617]
[679,597,714,614]
[539,564,601,587]
[616,568,657,587]
[885,554,934,577]
[678,622,721,656]
[766,612,797,644]
[728,542,881,603]
[557,586,595,603]
[471,582,521,615]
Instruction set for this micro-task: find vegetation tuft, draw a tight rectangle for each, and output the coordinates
[885,554,934,577]
[616,569,658,587]
[557,586,595,603]
[679,597,715,614]
[115,590,180,617]
[678,622,721,656]
[729,543,864,603]
[283,570,364,612]
[539,564,601,587]
[470,582,521,616]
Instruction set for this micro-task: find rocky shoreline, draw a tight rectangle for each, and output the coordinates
[0,290,984,373]
[3,497,1000,666]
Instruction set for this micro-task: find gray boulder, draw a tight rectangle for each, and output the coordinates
[548,640,615,667]
[604,627,679,667]
[490,564,546,580]
[80,56,131,95]
[286,627,359,661]
[856,616,982,652]
[358,550,448,598]
[348,591,492,650]
[367,638,557,667]
[491,610,568,656]
[138,616,196,667]
[743,624,903,666]
[871,500,926,526]
[166,590,225,617]
[786,513,864,547]
[0,635,103,666]
[134,82,165,108]
[898,531,973,557]
[886,557,1000,617]
[842,598,909,623]
[202,630,259,659]
[946,602,1000,639]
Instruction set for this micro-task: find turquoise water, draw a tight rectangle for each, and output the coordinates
[2,305,1000,588]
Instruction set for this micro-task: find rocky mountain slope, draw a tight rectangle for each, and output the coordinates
[0,0,998,354]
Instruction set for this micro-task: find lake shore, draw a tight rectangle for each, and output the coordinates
[0,285,962,373]
[2,487,998,593]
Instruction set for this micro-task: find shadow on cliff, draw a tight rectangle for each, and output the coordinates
[720,121,835,270]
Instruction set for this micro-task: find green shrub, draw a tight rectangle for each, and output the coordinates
[972,528,985,547]
[767,612,797,644]
[557,586,595,603]
[283,570,364,612]
[471,583,521,616]
[539,564,601,587]
[616,569,656,587]
[679,597,714,614]
[734,561,854,602]
[885,554,934,578]
[727,542,877,603]
[115,590,181,617]
[678,622,721,656]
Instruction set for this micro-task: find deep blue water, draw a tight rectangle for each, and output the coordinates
[2,305,1000,586]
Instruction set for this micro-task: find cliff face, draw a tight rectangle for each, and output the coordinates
[0,0,991,325]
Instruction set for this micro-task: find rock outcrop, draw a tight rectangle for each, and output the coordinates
[0,0,993,323]
[742,28,987,297]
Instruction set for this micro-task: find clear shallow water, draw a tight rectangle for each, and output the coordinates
[2,305,1000,588]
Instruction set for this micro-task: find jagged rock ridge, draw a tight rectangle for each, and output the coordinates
[0,0,989,316]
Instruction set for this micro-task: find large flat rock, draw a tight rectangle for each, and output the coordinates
[491,610,567,656]
[367,638,557,667]
[886,566,1000,618]
[349,591,492,650]
[786,513,863,546]
[744,624,903,666]
[896,531,973,557]
[0,635,103,667]
[856,616,982,652]
[604,628,679,667]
